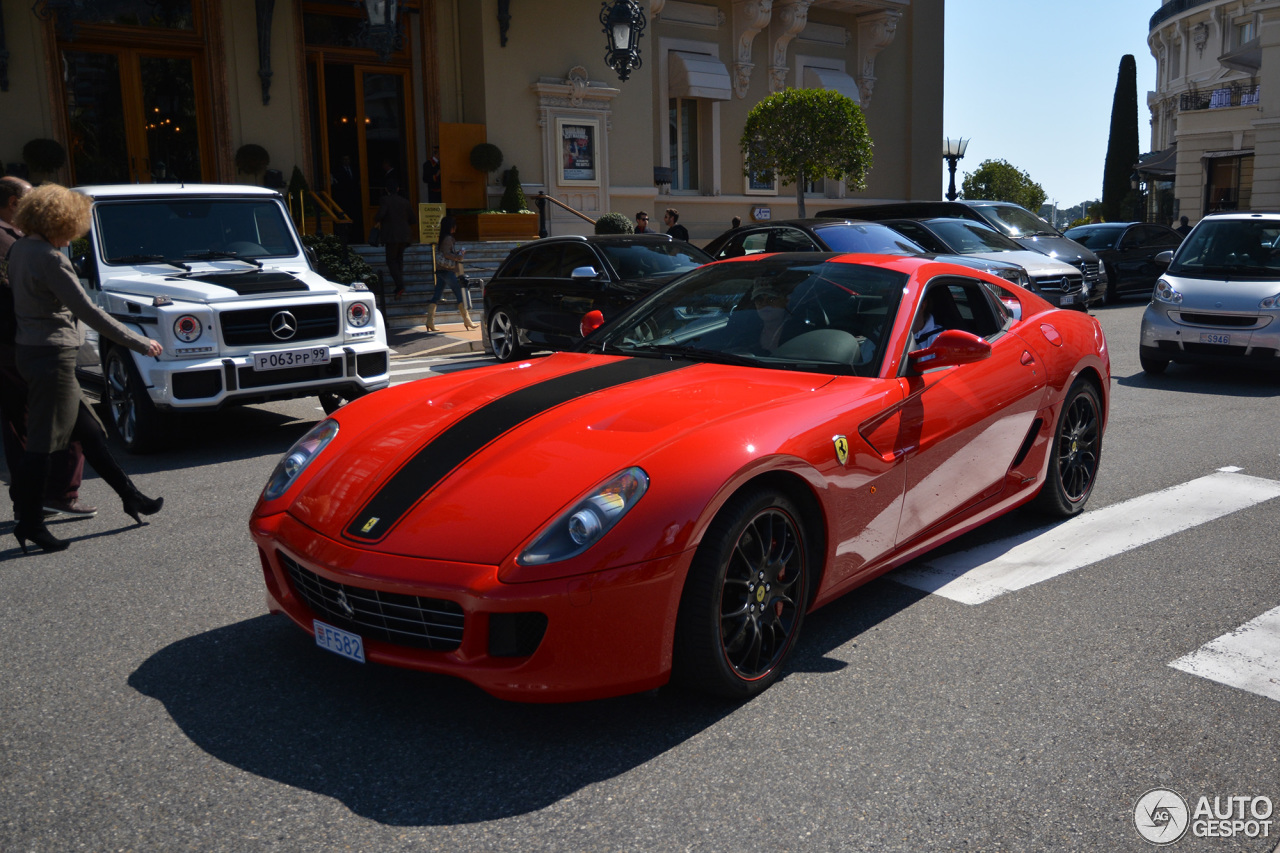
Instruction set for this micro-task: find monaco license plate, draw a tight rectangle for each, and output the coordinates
[253,346,330,371]
[1200,332,1231,345]
[313,619,366,663]
[1060,293,1075,306]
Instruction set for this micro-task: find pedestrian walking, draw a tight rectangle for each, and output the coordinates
[8,184,163,553]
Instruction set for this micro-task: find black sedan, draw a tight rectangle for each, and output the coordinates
[482,234,711,362]
[1063,222,1183,303]
[702,218,1037,293]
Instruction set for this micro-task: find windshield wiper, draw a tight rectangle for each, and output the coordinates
[109,254,192,271]
[619,343,764,367]
[182,251,263,268]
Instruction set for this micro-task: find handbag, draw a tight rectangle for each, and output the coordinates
[367,226,381,247]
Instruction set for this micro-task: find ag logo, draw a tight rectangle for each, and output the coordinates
[832,435,849,466]
[1134,788,1189,845]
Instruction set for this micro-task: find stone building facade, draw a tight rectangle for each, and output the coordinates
[0,0,942,244]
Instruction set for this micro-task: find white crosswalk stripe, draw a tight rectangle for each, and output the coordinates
[890,469,1280,604]
[1170,606,1280,703]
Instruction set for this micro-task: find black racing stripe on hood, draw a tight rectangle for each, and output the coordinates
[344,357,692,542]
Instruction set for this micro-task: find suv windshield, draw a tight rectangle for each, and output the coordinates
[1168,219,1280,278]
[594,256,907,377]
[597,241,711,279]
[96,199,299,264]
[972,204,1059,238]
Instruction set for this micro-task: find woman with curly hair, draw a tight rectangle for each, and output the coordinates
[8,184,164,553]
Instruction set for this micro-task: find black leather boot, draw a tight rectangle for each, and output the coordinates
[13,453,68,554]
[75,405,163,525]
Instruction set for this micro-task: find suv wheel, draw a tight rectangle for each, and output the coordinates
[488,307,526,363]
[104,346,170,453]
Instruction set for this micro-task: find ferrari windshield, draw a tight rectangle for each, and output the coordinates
[594,255,907,377]
[95,199,301,264]
[1169,219,1280,279]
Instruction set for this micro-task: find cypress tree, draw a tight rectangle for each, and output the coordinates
[1101,55,1140,222]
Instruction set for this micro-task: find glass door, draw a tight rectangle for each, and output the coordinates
[63,47,208,184]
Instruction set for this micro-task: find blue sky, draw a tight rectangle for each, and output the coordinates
[943,0,1159,209]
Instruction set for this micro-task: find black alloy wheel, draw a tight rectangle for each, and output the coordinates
[674,487,810,698]
[104,346,169,453]
[1035,379,1102,516]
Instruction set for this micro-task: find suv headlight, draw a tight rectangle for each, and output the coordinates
[1154,279,1182,304]
[173,314,203,343]
[518,467,648,565]
[347,301,373,327]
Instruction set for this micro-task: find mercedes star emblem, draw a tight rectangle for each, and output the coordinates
[269,310,298,340]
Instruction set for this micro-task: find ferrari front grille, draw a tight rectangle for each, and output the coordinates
[280,552,465,651]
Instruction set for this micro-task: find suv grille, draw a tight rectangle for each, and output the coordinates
[220,304,340,346]
[1032,273,1084,294]
[280,552,465,652]
[1067,259,1102,284]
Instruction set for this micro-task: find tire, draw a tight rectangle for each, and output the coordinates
[1139,346,1169,375]
[318,387,367,415]
[673,487,811,699]
[1099,265,1118,306]
[103,346,170,453]
[488,307,526,363]
[1034,379,1102,517]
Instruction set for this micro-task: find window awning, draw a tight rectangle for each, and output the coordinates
[669,51,731,101]
[1135,146,1177,177]
[1219,37,1261,74]
[803,66,861,105]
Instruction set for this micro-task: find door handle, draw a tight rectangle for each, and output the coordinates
[1021,350,1035,366]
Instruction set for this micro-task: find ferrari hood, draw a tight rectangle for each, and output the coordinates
[288,354,840,564]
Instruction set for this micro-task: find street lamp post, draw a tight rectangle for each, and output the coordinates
[943,136,969,201]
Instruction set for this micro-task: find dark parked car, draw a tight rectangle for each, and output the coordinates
[483,234,711,362]
[702,218,1037,292]
[875,218,1089,310]
[818,200,1106,298]
[1064,222,1184,303]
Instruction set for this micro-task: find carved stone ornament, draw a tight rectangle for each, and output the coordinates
[1193,22,1209,56]
[856,9,901,106]
[568,65,590,106]
[769,0,813,93]
[732,0,773,98]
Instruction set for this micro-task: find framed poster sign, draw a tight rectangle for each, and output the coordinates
[558,118,599,185]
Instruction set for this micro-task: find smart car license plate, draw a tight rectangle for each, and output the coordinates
[313,619,365,663]
[1200,333,1231,345]
[253,346,330,371]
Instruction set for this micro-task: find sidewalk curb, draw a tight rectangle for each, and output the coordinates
[388,324,487,359]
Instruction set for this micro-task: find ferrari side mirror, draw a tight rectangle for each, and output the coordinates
[580,309,606,338]
[907,329,992,373]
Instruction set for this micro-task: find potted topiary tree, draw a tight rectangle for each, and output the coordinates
[235,144,271,184]
[22,138,67,183]
[593,212,634,234]
[456,143,537,240]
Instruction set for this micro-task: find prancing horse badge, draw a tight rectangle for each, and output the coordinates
[833,435,849,466]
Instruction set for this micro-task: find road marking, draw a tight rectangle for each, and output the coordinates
[890,469,1280,604]
[1170,606,1280,703]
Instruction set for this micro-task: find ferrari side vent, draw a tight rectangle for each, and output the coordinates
[488,612,549,658]
[1012,418,1043,468]
[280,552,464,652]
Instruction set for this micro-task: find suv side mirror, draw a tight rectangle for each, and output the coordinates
[907,329,992,373]
[72,252,97,284]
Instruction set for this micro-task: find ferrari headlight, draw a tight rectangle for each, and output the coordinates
[1155,279,1182,304]
[1260,292,1280,309]
[519,467,648,565]
[263,419,339,501]
[347,301,373,327]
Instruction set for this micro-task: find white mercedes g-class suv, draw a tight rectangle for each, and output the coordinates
[72,184,390,452]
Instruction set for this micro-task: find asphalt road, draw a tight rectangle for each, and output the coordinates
[2,301,1278,852]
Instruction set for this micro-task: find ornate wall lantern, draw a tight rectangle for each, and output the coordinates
[358,0,401,62]
[600,0,646,82]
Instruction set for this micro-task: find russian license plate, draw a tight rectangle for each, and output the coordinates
[1200,332,1231,345]
[313,619,365,663]
[253,346,330,371]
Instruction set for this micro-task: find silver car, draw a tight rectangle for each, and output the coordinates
[1139,211,1280,374]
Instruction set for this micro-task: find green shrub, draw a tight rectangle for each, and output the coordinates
[500,166,531,213]
[470,143,504,175]
[594,212,634,234]
[22,138,66,173]
[300,233,380,288]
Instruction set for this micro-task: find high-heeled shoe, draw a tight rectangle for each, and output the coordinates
[14,520,69,554]
[122,492,164,525]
